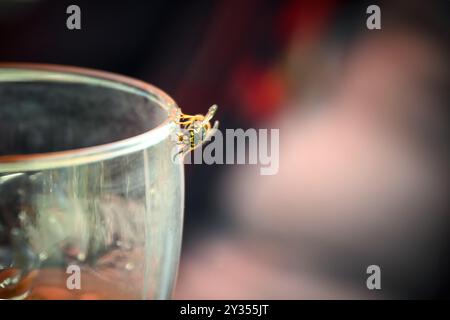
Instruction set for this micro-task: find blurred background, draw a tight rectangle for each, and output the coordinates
[0,0,448,299]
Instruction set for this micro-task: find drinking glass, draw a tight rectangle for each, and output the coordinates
[0,64,184,300]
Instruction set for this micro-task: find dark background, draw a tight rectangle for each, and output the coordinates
[0,0,448,299]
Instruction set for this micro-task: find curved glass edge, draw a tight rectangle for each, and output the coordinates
[0,66,180,173]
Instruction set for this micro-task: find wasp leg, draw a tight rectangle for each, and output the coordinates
[181,114,205,119]
[175,119,194,125]
[172,148,184,162]
[176,114,204,125]
[172,145,195,162]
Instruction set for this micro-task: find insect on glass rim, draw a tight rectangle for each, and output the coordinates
[0,63,180,173]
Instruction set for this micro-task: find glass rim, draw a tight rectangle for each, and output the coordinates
[0,63,179,173]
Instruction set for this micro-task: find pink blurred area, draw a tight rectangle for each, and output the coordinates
[174,1,449,299]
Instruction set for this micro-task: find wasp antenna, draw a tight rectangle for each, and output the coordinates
[203,104,218,122]
[209,104,218,113]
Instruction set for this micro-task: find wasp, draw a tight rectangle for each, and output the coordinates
[173,104,219,159]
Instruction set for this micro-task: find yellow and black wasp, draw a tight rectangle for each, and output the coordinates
[173,104,219,159]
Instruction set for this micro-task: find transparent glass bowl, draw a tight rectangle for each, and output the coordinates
[0,64,184,300]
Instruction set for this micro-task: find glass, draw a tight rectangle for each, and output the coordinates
[0,64,184,300]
